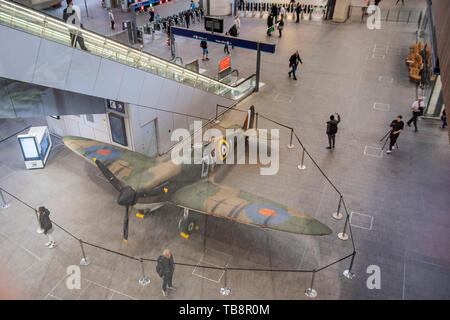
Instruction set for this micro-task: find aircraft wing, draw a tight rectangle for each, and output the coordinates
[169,178,332,236]
[62,136,180,192]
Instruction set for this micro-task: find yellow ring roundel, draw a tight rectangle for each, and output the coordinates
[218,139,229,161]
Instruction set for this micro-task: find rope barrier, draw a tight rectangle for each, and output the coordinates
[0,186,355,275]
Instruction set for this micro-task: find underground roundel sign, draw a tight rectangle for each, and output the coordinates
[84,145,122,162]
[244,203,291,226]
[218,139,229,161]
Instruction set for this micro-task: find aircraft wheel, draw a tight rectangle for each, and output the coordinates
[179,217,196,235]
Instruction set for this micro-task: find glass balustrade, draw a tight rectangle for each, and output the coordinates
[0,0,256,100]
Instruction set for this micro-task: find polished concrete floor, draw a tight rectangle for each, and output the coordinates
[0,0,449,300]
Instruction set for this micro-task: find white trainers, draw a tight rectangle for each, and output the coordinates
[162,290,168,297]
[386,150,392,154]
[45,241,52,247]
[168,286,176,291]
[48,242,57,249]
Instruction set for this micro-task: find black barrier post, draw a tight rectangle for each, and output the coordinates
[287,128,294,149]
[338,214,350,241]
[255,112,259,129]
[79,240,91,266]
[332,195,343,220]
[343,251,356,279]
[139,258,151,286]
[304,269,317,298]
[297,147,306,170]
[255,42,261,92]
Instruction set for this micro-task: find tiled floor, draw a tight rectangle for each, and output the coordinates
[0,0,449,300]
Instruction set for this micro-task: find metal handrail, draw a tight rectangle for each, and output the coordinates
[0,0,256,100]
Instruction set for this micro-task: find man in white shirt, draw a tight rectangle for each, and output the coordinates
[407,97,424,132]
[234,15,240,34]
[108,9,115,30]
[280,5,286,20]
[64,0,89,51]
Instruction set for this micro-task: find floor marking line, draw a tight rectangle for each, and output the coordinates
[0,231,42,261]
[84,278,139,300]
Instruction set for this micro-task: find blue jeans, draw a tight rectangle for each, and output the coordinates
[289,64,297,78]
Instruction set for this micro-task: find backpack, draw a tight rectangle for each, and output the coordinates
[200,41,206,49]
[156,255,165,277]
[63,7,70,22]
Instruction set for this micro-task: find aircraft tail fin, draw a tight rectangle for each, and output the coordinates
[242,105,255,130]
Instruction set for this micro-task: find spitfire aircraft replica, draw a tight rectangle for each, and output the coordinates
[63,106,332,242]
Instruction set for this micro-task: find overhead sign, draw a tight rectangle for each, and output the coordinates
[219,56,231,73]
[171,27,276,54]
[204,16,224,33]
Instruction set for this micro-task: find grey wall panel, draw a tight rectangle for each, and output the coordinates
[155,79,180,112]
[32,38,74,90]
[173,113,188,131]
[0,25,41,83]
[138,106,157,127]
[138,73,164,108]
[174,85,194,115]
[65,50,102,96]
[117,68,146,105]
[92,58,126,100]
[156,110,174,154]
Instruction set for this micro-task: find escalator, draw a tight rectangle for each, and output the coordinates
[0,0,256,117]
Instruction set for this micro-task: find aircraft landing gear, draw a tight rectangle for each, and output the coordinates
[178,208,196,236]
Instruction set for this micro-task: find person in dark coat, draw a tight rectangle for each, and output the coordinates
[159,249,175,297]
[278,16,284,37]
[326,113,341,149]
[37,206,57,248]
[386,115,404,154]
[288,50,303,80]
[224,24,238,54]
[267,14,274,36]
[296,2,302,22]
[271,4,278,24]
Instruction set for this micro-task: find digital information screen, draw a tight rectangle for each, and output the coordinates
[19,137,39,160]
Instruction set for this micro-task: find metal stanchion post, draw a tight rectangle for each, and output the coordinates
[297,148,306,170]
[287,129,295,149]
[79,239,91,266]
[343,251,356,279]
[139,258,151,286]
[304,269,317,298]
[220,266,231,295]
[214,105,220,124]
[332,195,343,220]
[338,214,350,241]
[0,189,10,209]
[255,113,259,129]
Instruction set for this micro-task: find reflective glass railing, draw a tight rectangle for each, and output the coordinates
[0,0,256,100]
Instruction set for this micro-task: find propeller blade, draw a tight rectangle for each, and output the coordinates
[123,206,129,243]
[94,159,124,193]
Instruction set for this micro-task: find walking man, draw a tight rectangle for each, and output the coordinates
[278,16,284,37]
[108,9,115,30]
[36,207,57,249]
[295,2,301,23]
[387,115,404,154]
[156,249,176,297]
[267,14,274,36]
[63,0,89,51]
[326,113,341,149]
[406,97,424,132]
[288,50,303,80]
[185,10,190,28]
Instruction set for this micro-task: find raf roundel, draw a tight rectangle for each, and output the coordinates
[84,146,122,162]
[218,139,229,161]
[244,203,291,226]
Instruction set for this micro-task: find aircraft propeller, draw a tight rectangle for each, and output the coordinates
[94,159,138,242]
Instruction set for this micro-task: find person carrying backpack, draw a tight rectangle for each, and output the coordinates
[326,113,341,149]
[200,40,209,61]
[156,249,176,297]
[63,0,89,51]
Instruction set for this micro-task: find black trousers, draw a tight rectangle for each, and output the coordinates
[224,45,229,54]
[407,112,420,131]
[111,20,115,30]
[296,12,300,22]
[70,33,88,51]
[327,134,335,147]
[389,133,399,150]
[162,272,173,291]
